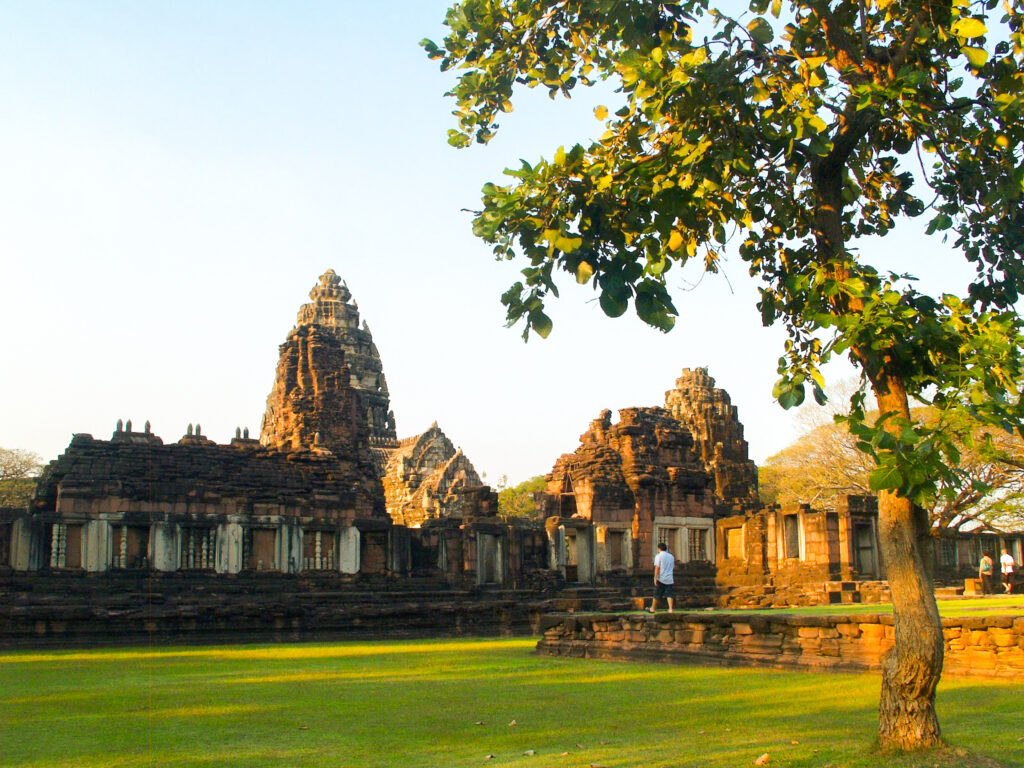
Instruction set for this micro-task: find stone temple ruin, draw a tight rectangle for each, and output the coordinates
[1,269,1021,644]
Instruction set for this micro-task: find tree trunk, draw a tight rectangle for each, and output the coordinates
[872,379,944,750]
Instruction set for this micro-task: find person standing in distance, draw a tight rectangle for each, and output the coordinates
[979,551,994,595]
[1001,548,1016,594]
[650,541,675,614]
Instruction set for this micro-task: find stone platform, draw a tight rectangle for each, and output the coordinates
[0,572,640,649]
[536,611,1024,679]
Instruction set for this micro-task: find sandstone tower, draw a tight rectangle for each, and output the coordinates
[261,270,397,449]
[663,367,759,506]
[260,270,493,526]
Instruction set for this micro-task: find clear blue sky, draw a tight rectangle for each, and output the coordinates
[0,1,972,484]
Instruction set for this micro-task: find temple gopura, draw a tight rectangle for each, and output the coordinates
[2,270,1021,634]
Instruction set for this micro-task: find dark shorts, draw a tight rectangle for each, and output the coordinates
[654,581,674,599]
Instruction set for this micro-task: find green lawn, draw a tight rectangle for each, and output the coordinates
[2,638,1021,768]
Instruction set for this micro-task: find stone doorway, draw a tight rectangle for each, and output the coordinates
[244,529,277,571]
[853,521,878,577]
[360,530,387,575]
[477,533,503,585]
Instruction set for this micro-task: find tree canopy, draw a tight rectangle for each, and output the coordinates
[0,447,41,509]
[425,0,1024,504]
[497,474,547,518]
[427,0,1024,750]
[761,407,1024,532]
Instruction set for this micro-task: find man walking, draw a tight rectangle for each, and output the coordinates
[1001,548,1016,594]
[650,541,675,614]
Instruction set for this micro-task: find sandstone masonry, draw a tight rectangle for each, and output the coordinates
[537,611,1024,680]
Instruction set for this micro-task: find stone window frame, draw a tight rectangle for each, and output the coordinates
[111,523,151,570]
[476,531,506,585]
[301,528,337,571]
[779,512,804,561]
[596,524,632,571]
[938,537,958,569]
[723,525,745,561]
[181,526,218,570]
[850,515,880,577]
[49,521,85,570]
[654,516,715,564]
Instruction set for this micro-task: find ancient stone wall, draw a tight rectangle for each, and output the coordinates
[0,571,595,648]
[36,428,384,522]
[544,408,714,540]
[715,496,888,607]
[536,611,1024,679]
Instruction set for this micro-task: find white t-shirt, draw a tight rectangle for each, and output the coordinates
[1001,553,1015,574]
[654,550,675,585]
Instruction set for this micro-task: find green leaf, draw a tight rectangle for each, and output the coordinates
[529,309,553,338]
[869,464,903,492]
[747,17,774,45]
[599,290,629,318]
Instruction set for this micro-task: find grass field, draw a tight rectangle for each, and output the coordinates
[2,636,1022,768]
[687,595,1024,618]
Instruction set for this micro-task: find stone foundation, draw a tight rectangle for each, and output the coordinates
[0,572,634,649]
[536,611,1024,679]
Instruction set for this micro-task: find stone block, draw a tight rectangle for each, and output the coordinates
[989,630,1017,648]
[859,623,886,639]
[836,623,861,638]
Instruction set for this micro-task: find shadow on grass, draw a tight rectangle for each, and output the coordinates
[2,639,1021,768]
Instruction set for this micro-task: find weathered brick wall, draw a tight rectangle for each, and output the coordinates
[536,611,1024,679]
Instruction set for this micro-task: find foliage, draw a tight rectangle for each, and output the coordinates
[425,0,1024,509]
[759,418,875,506]
[0,637,1019,767]
[761,407,1024,532]
[427,0,1024,745]
[0,447,41,508]
[497,474,547,517]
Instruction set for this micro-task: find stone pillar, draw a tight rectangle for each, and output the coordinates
[216,522,243,574]
[151,522,180,572]
[84,520,112,572]
[496,534,506,585]
[576,526,594,584]
[339,526,360,574]
[550,526,565,572]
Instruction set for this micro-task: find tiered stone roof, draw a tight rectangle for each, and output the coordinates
[265,269,396,441]
[664,367,759,506]
[381,422,495,527]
